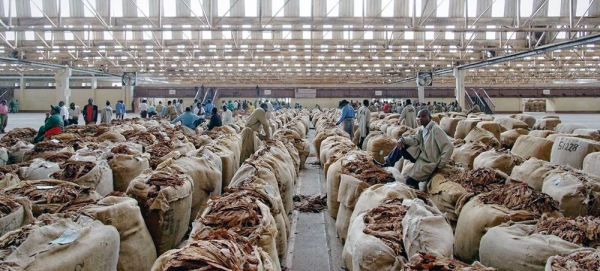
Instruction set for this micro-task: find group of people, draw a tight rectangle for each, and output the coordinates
[340,98,454,190]
[362,99,464,114]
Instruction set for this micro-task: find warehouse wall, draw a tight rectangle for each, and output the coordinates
[546,97,600,113]
[490,98,523,113]
[14,88,127,111]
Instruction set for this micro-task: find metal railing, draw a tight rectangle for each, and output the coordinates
[0,88,14,102]
[464,89,475,107]
[480,88,496,113]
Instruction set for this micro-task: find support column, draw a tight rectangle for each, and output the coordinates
[417,86,425,103]
[123,85,135,113]
[91,77,97,89]
[454,67,466,109]
[55,67,72,105]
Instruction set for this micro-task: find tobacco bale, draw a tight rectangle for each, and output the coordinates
[480,182,560,215]
[500,128,529,149]
[0,128,36,147]
[534,216,600,247]
[512,135,554,161]
[447,167,505,195]
[121,130,157,148]
[293,194,327,213]
[151,229,274,271]
[1,180,101,216]
[404,252,495,271]
[341,160,396,185]
[146,141,175,169]
[32,152,73,163]
[50,161,95,181]
[363,198,409,256]
[473,149,524,175]
[546,249,600,271]
[542,169,600,217]
[0,196,20,219]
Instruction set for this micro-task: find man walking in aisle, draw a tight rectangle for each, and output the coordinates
[357,99,371,149]
[59,101,69,125]
[139,99,148,118]
[398,99,418,128]
[336,100,355,137]
[100,100,113,124]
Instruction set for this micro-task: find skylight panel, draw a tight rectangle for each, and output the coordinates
[137,0,150,17]
[60,0,71,17]
[191,0,202,15]
[327,0,339,17]
[83,1,96,17]
[202,31,211,39]
[467,0,476,17]
[272,0,284,16]
[437,0,449,17]
[548,0,561,16]
[381,0,394,17]
[425,25,434,40]
[112,0,123,17]
[576,0,590,16]
[445,25,455,39]
[354,0,362,16]
[520,0,532,17]
[30,0,43,17]
[492,0,505,17]
[218,0,230,17]
[164,1,176,17]
[245,0,257,16]
[486,26,496,40]
[300,0,311,16]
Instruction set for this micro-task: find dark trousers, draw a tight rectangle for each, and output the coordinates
[148,111,157,117]
[358,137,366,149]
[385,146,431,189]
[140,111,148,118]
[68,118,78,125]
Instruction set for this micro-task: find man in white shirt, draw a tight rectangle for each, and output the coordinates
[222,105,234,126]
[233,100,239,111]
[67,102,81,125]
[139,99,149,118]
[59,101,69,124]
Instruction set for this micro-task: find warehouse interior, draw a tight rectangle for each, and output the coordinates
[0,0,600,270]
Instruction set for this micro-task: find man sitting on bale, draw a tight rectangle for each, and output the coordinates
[375,109,453,190]
[33,105,64,143]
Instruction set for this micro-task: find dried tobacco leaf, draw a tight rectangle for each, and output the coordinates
[363,198,408,256]
[0,196,20,218]
[200,192,264,239]
[549,250,600,271]
[51,161,96,181]
[404,252,497,271]
[341,159,395,185]
[293,194,327,213]
[445,167,505,195]
[534,216,600,247]
[479,182,559,215]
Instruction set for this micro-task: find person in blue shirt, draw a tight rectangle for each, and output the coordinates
[227,100,235,111]
[115,100,125,120]
[171,107,200,129]
[204,99,215,117]
[336,99,355,137]
[274,102,282,110]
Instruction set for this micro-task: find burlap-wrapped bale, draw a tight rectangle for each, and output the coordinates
[494,117,529,130]
[500,128,529,149]
[349,182,417,226]
[50,159,113,196]
[157,156,222,222]
[574,129,600,141]
[556,123,587,134]
[529,130,556,138]
[74,196,158,271]
[405,253,495,270]
[190,193,281,270]
[440,118,463,137]
[543,169,600,217]
[464,127,500,148]
[98,130,126,142]
[512,135,554,161]
[313,128,348,158]
[511,157,559,190]
[204,144,237,188]
[0,196,34,237]
[455,183,561,262]
[550,137,600,169]
[152,229,277,271]
[451,142,492,169]
[512,114,537,128]
[545,248,600,271]
[583,152,600,177]
[454,119,481,139]
[19,158,60,180]
[534,118,562,130]
[480,222,593,271]
[1,179,101,216]
[336,174,370,242]
[473,149,524,175]
[366,134,397,164]
[476,121,501,141]
[126,168,193,255]
[108,152,151,192]
[402,198,454,259]
[427,167,505,224]
[547,133,594,141]
[227,177,289,262]
[7,141,34,164]
[0,216,120,271]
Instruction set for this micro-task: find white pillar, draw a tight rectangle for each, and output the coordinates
[123,85,134,112]
[91,77,97,89]
[55,67,72,105]
[417,86,425,103]
[454,67,466,109]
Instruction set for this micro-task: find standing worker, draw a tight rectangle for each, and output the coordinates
[398,99,418,128]
[115,100,126,120]
[68,102,80,125]
[100,100,113,124]
[176,99,184,116]
[8,100,15,114]
[0,100,8,133]
[222,105,234,126]
[82,98,98,125]
[58,101,69,124]
[336,100,355,137]
[139,99,148,118]
[155,101,164,118]
[376,109,453,189]
[165,100,178,120]
[357,99,371,149]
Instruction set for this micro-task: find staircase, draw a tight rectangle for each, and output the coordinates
[466,88,495,114]
[0,88,15,103]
